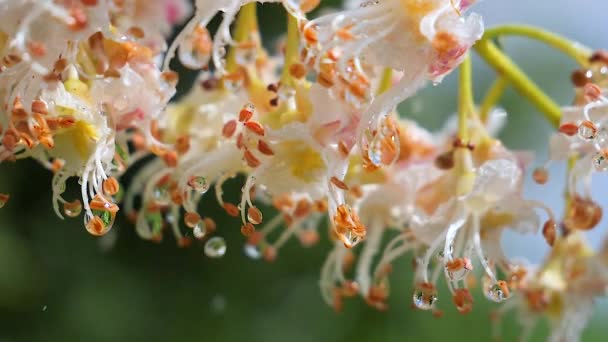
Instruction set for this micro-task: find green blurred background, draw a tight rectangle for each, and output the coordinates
[1,1,608,341]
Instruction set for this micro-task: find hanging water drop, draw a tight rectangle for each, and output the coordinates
[178,25,211,69]
[412,282,438,310]
[578,120,597,140]
[483,279,510,302]
[63,199,82,218]
[205,237,227,258]
[244,244,262,259]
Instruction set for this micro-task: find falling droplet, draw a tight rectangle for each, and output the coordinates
[412,282,438,310]
[339,229,361,248]
[205,237,227,258]
[483,279,510,303]
[193,223,206,239]
[63,199,82,218]
[244,244,261,259]
[188,176,209,193]
[178,25,211,69]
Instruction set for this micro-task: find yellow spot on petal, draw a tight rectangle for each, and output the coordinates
[279,141,324,182]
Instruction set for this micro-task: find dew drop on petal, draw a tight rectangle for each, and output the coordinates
[412,282,438,310]
[205,237,227,258]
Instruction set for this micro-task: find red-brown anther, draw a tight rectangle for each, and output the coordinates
[366,285,388,311]
[31,100,48,115]
[294,199,311,218]
[269,97,279,107]
[289,63,307,79]
[559,122,579,136]
[332,289,344,313]
[330,176,349,190]
[533,167,549,185]
[244,121,265,136]
[89,194,119,213]
[68,7,88,31]
[240,222,256,237]
[247,206,263,225]
[590,50,608,64]
[239,106,254,122]
[314,199,328,213]
[267,83,278,92]
[542,219,557,246]
[222,120,237,138]
[435,150,455,170]
[336,28,355,41]
[81,0,98,5]
[525,289,549,312]
[170,189,183,205]
[223,203,240,217]
[571,69,591,87]
[446,258,473,274]
[257,140,274,155]
[300,0,320,12]
[263,246,277,262]
[338,140,350,157]
[126,211,138,224]
[161,71,179,86]
[177,237,193,248]
[203,218,217,234]
[341,281,359,297]
[235,133,245,149]
[348,81,368,100]
[333,205,366,248]
[184,212,201,228]
[2,130,19,150]
[162,151,178,167]
[0,193,10,208]
[51,159,65,173]
[432,310,444,319]
[127,26,145,39]
[349,185,363,199]
[299,230,319,247]
[283,214,294,227]
[584,83,603,102]
[564,196,602,231]
[452,288,474,314]
[86,216,107,236]
[303,26,318,44]
[27,41,46,57]
[243,149,261,168]
[317,70,335,88]
[102,177,120,195]
[272,194,294,211]
[175,135,190,155]
[58,116,76,128]
[247,231,263,245]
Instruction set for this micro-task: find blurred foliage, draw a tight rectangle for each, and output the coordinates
[0,1,606,341]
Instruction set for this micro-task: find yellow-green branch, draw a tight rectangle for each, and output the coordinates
[280,13,300,87]
[483,25,592,67]
[225,3,258,73]
[474,39,562,128]
[479,76,508,123]
[458,54,473,141]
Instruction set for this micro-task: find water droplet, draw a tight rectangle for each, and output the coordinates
[483,279,510,302]
[578,121,597,140]
[338,229,362,248]
[412,282,438,310]
[193,223,206,239]
[188,176,209,193]
[247,207,263,225]
[596,125,608,147]
[446,258,472,281]
[153,185,170,205]
[244,244,261,259]
[593,151,608,171]
[204,237,227,258]
[63,200,82,217]
[178,25,211,69]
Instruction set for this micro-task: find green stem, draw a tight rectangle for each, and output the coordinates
[280,13,300,87]
[225,3,258,73]
[483,25,592,67]
[376,68,393,95]
[458,54,473,141]
[474,39,562,128]
[479,76,508,123]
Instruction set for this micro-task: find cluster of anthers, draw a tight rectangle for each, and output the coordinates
[1,1,608,340]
